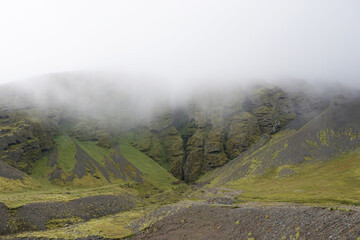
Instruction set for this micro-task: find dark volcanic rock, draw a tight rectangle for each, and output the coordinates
[0,202,9,234]
[278,167,297,178]
[2,194,138,235]
[131,204,360,240]
[73,143,111,182]
[0,160,26,180]
[110,142,143,183]
[0,111,55,173]
[128,86,329,182]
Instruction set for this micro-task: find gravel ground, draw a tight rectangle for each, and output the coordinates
[130,203,360,240]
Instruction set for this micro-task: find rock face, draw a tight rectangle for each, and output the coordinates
[244,87,296,133]
[128,110,185,179]
[201,96,360,186]
[0,110,56,173]
[0,160,27,180]
[128,86,323,182]
[226,112,261,159]
[0,83,331,183]
[67,119,113,149]
[0,202,9,234]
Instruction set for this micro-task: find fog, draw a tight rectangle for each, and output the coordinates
[0,0,359,126]
[0,0,359,86]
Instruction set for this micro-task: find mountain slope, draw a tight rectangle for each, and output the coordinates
[201,96,360,185]
[218,149,360,205]
[27,134,176,190]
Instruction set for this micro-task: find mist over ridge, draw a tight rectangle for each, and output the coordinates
[0,71,357,131]
[0,0,360,86]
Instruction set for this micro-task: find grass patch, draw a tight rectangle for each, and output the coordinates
[0,176,39,193]
[56,135,77,173]
[74,139,115,166]
[30,153,50,179]
[224,150,360,205]
[119,137,176,190]
[0,135,178,208]
[0,182,132,208]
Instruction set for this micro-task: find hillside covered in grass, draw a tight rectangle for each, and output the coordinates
[1,77,360,239]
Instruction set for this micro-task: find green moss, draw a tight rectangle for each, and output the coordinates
[30,154,50,179]
[305,140,319,149]
[0,176,39,193]
[74,139,113,166]
[318,130,328,146]
[14,208,142,239]
[179,123,196,145]
[224,150,360,205]
[46,217,83,229]
[119,137,176,190]
[0,182,130,208]
[131,130,152,152]
[56,135,77,173]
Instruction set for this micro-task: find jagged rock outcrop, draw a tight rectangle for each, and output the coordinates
[0,82,334,183]
[64,117,115,149]
[201,96,360,186]
[243,87,296,133]
[0,160,27,180]
[128,86,327,182]
[128,110,185,179]
[226,112,261,159]
[0,110,55,173]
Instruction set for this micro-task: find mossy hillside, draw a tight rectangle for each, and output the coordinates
[248,87,296,133]
[55,135,113,172]
[0,141,189,237]
[10,207,147,239]
[11,190,193,240]
[126,130,166,168]
[0,175,183,210]
[223,149,360,205]
[23,133,176,201]
[123,86,328,182]
[118,138,176,190]
[73,139,115,166]
[32,134,131,186]
[125,126,185,178]
[0,176,39,193]
[14,211,145,239]
[55,135,77,173]
[201,98,360,186]
[30,152,51,179]
[226,112,261,159]
[204,127,360,187]
[0,182,132,208]
[0,111,56,173]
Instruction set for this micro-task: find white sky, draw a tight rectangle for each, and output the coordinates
[0,0,359,85]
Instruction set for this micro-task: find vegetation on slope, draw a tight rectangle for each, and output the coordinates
[224,149,360,205]
[0,134,178,208]
[119,137,177,190]
[201,97,360,187]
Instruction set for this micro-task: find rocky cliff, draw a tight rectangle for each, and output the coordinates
[127,86,329,182]
[0,110,56,173]
[0,78,349,183]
